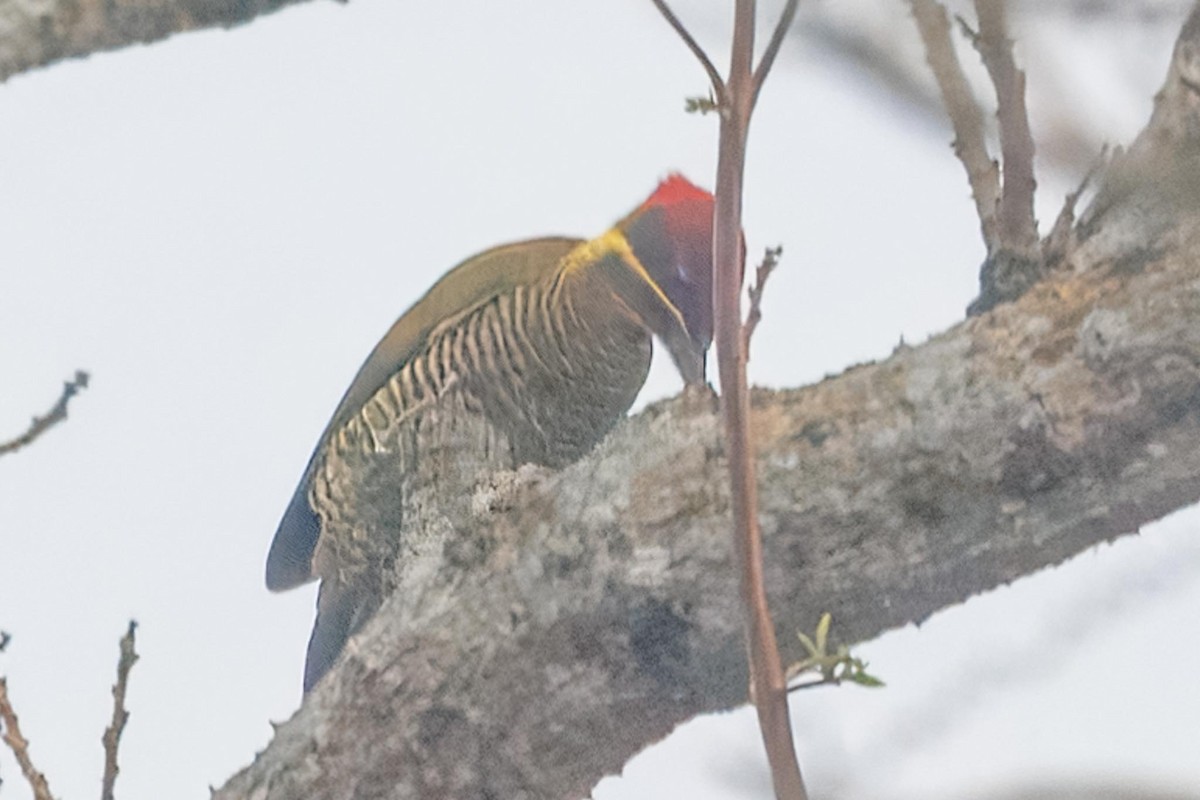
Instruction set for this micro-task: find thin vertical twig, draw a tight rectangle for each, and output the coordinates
[652,2,807,798]
[101,620,139,800]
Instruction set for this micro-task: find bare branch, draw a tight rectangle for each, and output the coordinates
[0,679,54,800]
[0,0,311,83]
[972,0,1041,257]
[649,0,728,106]
[910,0,1001,248]
[751,0,801,107]
[713,0,808,796]
[654,0,807,794]
[0,370,90,457]
[743,245,783,355]
[101,621,139,800]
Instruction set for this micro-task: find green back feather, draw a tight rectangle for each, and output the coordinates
[328,236,582,433]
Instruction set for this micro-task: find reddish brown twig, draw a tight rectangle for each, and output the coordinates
[0,678,55,800]
[0,370,90,457]
[101,620,139,800]
[744,246,783,356]
[651,2,807,798]
[970,0,1040,258]
[910,0,1000,247]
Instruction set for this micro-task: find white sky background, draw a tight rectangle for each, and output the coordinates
[1,1,1198,798]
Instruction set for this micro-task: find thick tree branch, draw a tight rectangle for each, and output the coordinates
[217,220,1200,799]
[0,0,309,82]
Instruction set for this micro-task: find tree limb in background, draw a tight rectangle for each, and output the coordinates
[0,678,54,800]
[911,0,1001,246]
[0,370,90,457]
[101,621,139,800]
[0,0,309,82]
[652,1,806,797]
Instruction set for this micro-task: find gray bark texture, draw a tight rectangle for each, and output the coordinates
[205,8,1200,800]
[0,0,306,81]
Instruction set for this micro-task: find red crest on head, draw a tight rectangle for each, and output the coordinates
[638,173,714,244]
[617,173,716,354]
[640,173,714,212]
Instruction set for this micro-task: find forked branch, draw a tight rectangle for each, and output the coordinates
[911,0,1047,314]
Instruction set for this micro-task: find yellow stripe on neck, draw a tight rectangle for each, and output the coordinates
[561,229,692,337]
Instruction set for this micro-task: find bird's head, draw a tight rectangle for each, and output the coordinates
[617,174,717,384]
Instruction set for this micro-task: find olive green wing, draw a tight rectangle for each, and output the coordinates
[265,236,583,591]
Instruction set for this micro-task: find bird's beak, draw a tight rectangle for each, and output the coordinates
[666,335,707,387]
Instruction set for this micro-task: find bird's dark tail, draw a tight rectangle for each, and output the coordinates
[303,579,378,692]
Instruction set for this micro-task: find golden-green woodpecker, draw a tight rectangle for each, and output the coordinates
[266,174,716,691]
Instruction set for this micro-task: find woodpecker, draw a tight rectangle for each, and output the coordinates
[266,175,716,691]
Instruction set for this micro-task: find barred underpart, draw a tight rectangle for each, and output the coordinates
[304,261,656,683]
